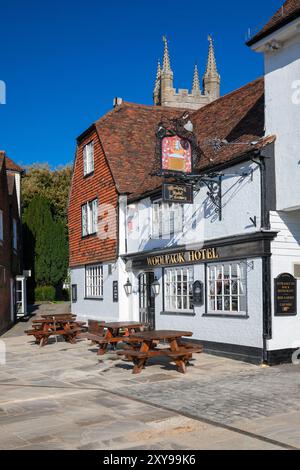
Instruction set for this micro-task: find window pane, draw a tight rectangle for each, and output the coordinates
[86,264,103,298]
[164,267,193,313]
[207,262,247,315]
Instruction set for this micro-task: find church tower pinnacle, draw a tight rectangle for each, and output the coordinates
[203,35,220,100]
[153,35,221,110]
[192,63,201,95]
[160,36,174,105]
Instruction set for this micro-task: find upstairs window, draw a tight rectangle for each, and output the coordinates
[152,201,184,239]
[83,141,94,176]
[13,218,17,250]
[82,199,98,237]
[0,210,3,241]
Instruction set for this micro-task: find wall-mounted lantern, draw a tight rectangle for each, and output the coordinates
[151,277,160,297]
[124,278,133,296]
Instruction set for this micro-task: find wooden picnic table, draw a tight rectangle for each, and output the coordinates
[117,330,203,374]
[79,321,148,356]
[40,313,76,320]
[25,317,86,347]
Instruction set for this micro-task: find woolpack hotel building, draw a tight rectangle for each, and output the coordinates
[69,0,300,365]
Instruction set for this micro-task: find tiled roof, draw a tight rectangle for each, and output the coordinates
[90,77,271,200]
[247,0,300,45]
[0,151,23,173]
[95,104,183,197]
[192,77,266,171]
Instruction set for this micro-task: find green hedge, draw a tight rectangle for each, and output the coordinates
[35,286,56,302]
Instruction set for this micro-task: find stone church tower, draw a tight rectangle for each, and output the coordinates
[153,36,220,110]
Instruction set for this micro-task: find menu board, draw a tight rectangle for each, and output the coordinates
[274,273,297,316]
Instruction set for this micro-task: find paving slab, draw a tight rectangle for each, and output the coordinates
[0,304,299,449]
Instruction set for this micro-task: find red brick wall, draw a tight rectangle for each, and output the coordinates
[68,129,119,268]
[0,162,12,333]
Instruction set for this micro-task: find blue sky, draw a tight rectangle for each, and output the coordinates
[0,0,282,168]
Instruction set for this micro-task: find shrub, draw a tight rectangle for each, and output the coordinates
[35,286,56,302]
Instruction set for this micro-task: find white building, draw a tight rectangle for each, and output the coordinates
[69,0,300,364]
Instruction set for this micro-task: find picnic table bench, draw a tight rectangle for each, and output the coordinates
[79,321,148,355]
[25,317,86,347]
[117,330,203,374]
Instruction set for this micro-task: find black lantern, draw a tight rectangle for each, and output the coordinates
[151,277,160,296]
[124,278,132,296]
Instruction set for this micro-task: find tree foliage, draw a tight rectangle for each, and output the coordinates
[22,163,72,222]
[22,163,72,301]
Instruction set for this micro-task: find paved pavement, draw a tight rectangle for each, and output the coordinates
[0,304,299,450]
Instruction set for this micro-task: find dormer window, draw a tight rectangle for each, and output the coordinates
[83,141,94,176]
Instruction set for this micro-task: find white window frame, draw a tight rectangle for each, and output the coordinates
[164,266,194,313]
[207,261,247,316]
[0,210,3,241]
[82,198,98,237]
[13,218,17,250]
[83,141,94,176]
[85,264,103,299]
[152,200,184,239]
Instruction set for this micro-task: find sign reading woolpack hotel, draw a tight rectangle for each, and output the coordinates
[147,247,219,267]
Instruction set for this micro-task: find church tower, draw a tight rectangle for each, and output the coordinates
[153,36,221,110]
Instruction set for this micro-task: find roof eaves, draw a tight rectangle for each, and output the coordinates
[247,7,300,46]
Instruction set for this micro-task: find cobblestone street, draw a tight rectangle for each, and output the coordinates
[0,306,299,450]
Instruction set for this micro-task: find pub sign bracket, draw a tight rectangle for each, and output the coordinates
[152,112,222,220]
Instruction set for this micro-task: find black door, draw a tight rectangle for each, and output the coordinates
[139,272,155,330]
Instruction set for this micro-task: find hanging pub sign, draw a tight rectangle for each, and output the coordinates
[155,113,200,177]
[162,136,192,173]
[163,182,193,204]
[274,273,297,316]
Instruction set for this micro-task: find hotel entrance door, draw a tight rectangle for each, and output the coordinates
[139,272,155,330]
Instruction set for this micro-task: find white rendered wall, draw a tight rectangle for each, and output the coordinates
[125,161,261,256]
[71,261,121,322]
[264,34,300,211]
[268,210,300,351]
[151,259,263,348]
